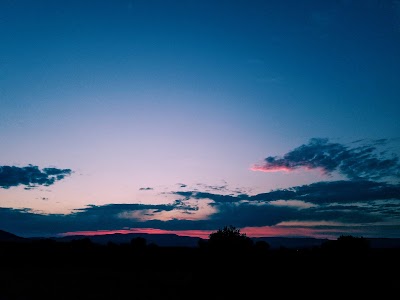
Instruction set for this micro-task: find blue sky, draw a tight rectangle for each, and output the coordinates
[1,0,400,239]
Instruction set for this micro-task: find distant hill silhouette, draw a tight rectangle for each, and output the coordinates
[53,233,330,248]
[253,236,329,249]
[0,229,26,242]
[54,232,202,247]
[2,229,400,249]
[367,238,400,249]
[53,233,400,249]
[1,229,398,299]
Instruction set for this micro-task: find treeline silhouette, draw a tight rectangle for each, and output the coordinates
[0,226,398,299]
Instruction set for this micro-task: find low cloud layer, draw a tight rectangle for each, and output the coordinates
[2,179,399,238]
[0,165,72,189]
[251,138,400,180]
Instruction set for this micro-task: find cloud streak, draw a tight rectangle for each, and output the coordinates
[139,187,153,191]
[175,180,400,205]
[251,138,400,180]
[250,180,400,204]
[0,165,72,189]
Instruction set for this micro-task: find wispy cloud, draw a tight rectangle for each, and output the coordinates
[251,138,400,180]
[175,191,246,203]
[0,165,72,189]
[139,187,153,191]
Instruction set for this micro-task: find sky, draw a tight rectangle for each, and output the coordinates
[1,0,400,240]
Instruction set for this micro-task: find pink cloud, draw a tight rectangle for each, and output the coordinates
[250,163,328,176]
[250,164,293,173]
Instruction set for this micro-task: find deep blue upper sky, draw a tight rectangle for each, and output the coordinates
[1,0,400,238]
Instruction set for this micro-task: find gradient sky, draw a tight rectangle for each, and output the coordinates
[1,0,400,239]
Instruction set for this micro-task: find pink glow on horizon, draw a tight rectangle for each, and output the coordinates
[60,224,347,240]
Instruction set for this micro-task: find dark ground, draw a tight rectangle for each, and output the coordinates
[0,239,399,299]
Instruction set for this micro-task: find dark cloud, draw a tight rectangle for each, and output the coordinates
[0,207,71,237]
[139,187,153,191]
[2,181,400,237]
[252,138,400,180]
[207,202,301,227]
[164,180,400,234]
[195,182,229,192]
[175,191,246,203]
[2,188,399,237]
[0,201,199,237]
[72,202,197,216]
[0,204,295,236]
[250,180,400,204]
[0,165,72,189]
[174,180,400,204]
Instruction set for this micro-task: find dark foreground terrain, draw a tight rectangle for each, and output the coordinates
[1,236,399,299]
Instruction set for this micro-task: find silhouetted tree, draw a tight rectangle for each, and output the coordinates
[321,235,370,254]
[107,241,118,248]
[197,238,208,249]
[130,237,147,251]
[337,235,370,252]
[70,237,93,247]
[208,225,253,253]
[254,240,270,252]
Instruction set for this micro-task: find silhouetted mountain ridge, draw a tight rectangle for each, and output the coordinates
[1,229,400,249]
[0,229,26,242]
[52,233,330,248]
[52,233,400,249]
[53,232,202,247]
[253,236,329,249]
